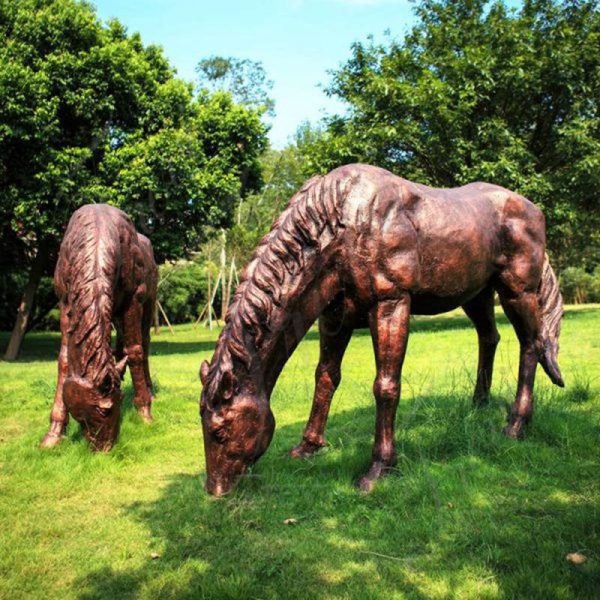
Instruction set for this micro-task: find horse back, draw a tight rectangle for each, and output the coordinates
[336,164,545,307]
[55,204,152,304]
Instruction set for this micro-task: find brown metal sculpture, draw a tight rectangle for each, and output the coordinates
[200,164,564,495]
[41,204,157,451]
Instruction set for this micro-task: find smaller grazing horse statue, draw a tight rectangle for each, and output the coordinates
[41,204,157,451]
[199,164,564,495]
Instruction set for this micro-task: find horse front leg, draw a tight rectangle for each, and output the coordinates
[290,313,353,459]
[462,286,500,406]
[121,297,153,423]
[41,302,70,448]
[358,295,410,492]
[499,291,541,439]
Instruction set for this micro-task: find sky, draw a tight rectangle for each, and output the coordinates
[93,0,521,148]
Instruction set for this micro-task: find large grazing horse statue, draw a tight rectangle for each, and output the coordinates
[199,164,564,495]
[41,204,157,451]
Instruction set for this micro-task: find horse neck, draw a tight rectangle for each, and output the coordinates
[223,171,345,399]
[239,266,340,398]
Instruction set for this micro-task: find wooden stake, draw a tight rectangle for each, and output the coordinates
[154,302,160,335]
[193,304,207,329]
[225,256,237,309]
[220,229,227,321]
[157,300,175,335]
[207,261,212,330]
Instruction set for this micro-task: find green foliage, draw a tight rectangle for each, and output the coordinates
[196,55,275,116]
[302,0,600,269]
[0,0,175,242]
[0,271,57,331]
[560,266,600,304]
[225,125,319,267]
[591,266,600,302]
[0,270,28,330]
[1,306,599,598]
[0,0,268,262]
[157,260,208,324]
[560,267,593,304]
[0,0,268,345]
[102,91,266,261]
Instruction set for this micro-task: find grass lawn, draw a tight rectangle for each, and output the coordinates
[0,305,599,599]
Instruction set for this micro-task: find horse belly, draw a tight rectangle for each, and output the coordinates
[409,289,483,315]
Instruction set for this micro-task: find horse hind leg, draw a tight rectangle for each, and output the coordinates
[497,286,542,439]
[121,298,153,423]
[290,307,353,459]
[462,286,500,406]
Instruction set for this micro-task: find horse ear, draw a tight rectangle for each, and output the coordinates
[220,370,237,401]
[115,356,128,379]
[200,360,210,386]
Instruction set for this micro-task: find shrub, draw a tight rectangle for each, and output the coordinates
[158,261,209,324]
[560,267,593,304]
[589,266,600,303]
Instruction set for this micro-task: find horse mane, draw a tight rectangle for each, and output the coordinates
[62,206,120,389]
[204,172,347,402]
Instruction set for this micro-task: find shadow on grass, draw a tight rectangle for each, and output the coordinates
[75,392,600,599]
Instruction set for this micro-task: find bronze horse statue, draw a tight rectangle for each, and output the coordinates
[200,164,564,495]
[41,204,157,451]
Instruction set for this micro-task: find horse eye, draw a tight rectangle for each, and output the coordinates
[99,374,112,395]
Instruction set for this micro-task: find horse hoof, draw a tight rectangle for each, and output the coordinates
[138,406,153,423]
[473,394,490,407]
[40,433,63,449]
[357,476,375,493]
[290,439,323,459]
[90,440,114,452]
[502,424,523,440]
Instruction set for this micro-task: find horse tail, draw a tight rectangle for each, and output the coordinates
[537,253,564,387]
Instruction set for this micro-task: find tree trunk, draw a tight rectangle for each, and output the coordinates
[3,239,50,361]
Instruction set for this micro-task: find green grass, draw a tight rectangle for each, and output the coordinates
[1,305,599,599]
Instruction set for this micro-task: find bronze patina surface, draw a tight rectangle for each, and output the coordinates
[41,204,157,451]
[200,164,564,495]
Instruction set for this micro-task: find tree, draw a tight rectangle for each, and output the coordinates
[302,0,600,269]
[0,0,171,359]
[226,123,317,267]
[103,91,267,261]
[0,0,268,358]
[196,56,275,116]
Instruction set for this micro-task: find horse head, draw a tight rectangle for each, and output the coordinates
[199,359,275,496]
[62,356,128,451]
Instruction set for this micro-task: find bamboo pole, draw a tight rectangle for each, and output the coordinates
[193,303,207,329]
[153,301,160,335]
[226,256,237,308]
[194,272,222,329]
[207,261,212,330]
[157,300,175,335]
[220,229,227,321]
